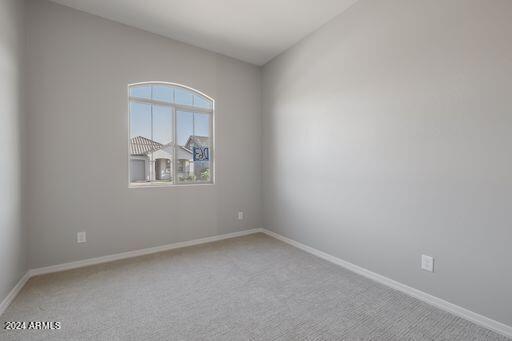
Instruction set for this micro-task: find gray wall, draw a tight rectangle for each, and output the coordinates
[0,0,27,303]
[25,0,262,268]
[262,0,512,326]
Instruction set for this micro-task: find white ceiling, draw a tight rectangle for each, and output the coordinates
[49,0,359,65]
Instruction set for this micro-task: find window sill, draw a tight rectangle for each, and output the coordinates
[128,182,214,189]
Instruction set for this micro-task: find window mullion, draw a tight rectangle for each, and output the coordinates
[173,106,177,184]
[210,111,213,183]
[150,91,154,182]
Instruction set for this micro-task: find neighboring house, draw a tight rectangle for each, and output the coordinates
[130,136,209,182]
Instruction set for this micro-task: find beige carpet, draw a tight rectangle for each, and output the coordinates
[0,233,509,340]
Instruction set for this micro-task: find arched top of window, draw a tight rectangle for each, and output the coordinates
[129,82,213,111]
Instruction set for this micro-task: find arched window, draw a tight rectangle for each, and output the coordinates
[128,82,214,187]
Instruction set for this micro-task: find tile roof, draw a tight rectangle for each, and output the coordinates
[130,136,163,155]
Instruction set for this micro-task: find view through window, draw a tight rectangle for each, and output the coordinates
[129,83,214,186]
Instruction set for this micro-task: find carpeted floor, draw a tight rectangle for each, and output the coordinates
[1,233,509,340]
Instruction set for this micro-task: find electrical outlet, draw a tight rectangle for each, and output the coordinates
[238,211,244,220]
[421,255,434,272]
[77,231,86,243]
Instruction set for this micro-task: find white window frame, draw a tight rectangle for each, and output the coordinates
[128,81,215,188]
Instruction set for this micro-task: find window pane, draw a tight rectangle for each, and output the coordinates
[152,85,173,103]
[151,105,173,183]
[130,102,151,139]
[176,111,194,183]
[175,87,193,106]
[193,113,210,140]
[152,105,172,145]
[177,111,193,147]
[193,95,212,109]
[194,160,210,182]
[129,102,152,183]
[193,113,211,182]
[130,85,151,99]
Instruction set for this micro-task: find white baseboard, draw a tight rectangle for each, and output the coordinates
[1,228,262,317]
[260,229,512,339]
[29,228,263,277]
[0,272,31,317]
[3,227,510,338]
